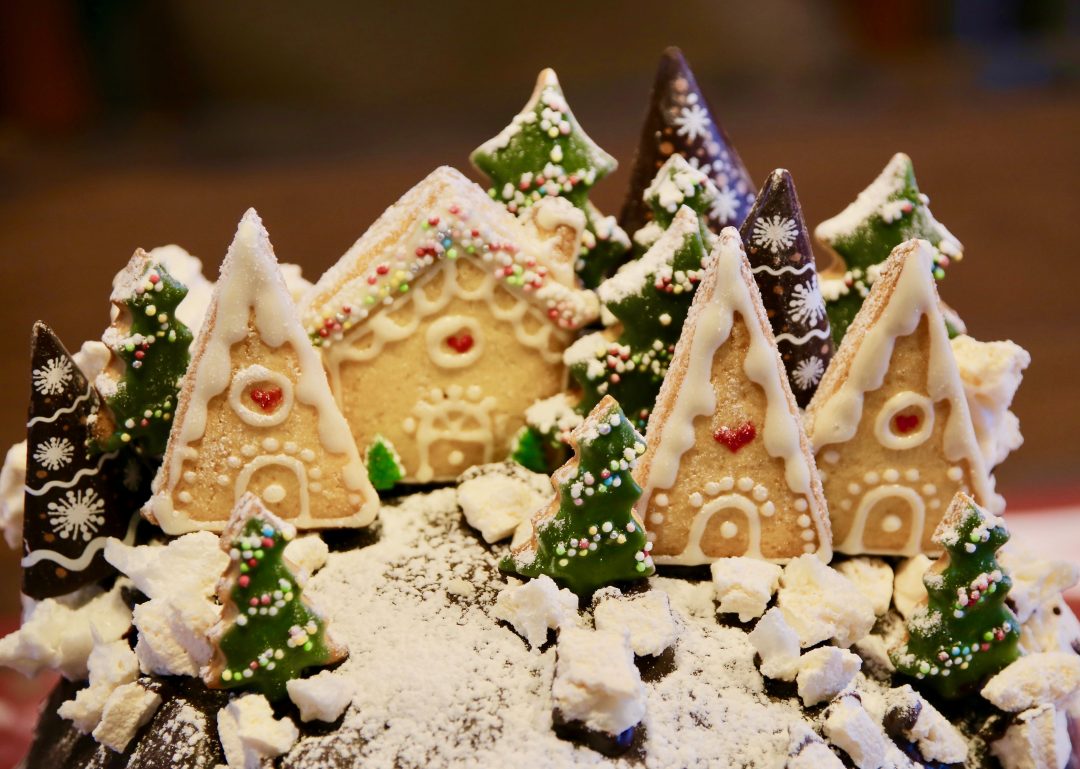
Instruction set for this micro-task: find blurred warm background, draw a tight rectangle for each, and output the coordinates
[0,4,1076,751]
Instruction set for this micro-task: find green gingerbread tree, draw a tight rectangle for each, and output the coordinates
[567,205,708,429]
[815,152,964,343]
[365,434,404,490]
[471,68,630,288]
[631,154,718,255]
[207,494,347,701]
[891,492,1020,699]
[95,250,193,457]
[502,395,655,597]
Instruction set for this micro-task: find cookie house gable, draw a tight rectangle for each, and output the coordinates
[302,166,599,483]
[147,209,379,535]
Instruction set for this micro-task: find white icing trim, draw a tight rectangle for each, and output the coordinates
[405,386,497,483]
[227,365,294,428]
[662,494,762,564]
[842,485,925,556]
[773,328,831,345]
[874,391,934,450]
[234,455,309,517]
[21,511,139,570]
[751,263,815,278]
[424,316,484,369]
[26,389,92,427]
[24,451,117,496]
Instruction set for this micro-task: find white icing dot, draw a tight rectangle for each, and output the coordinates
[823,450,840,465]
[403,417,417,433]
[655,494,669,508]
[718,477,734,491]
[300,449,316,463]
[793,498,808,512]
[800,530,815,541]
[847,482,862,495]
[466,385,483,400]
[183,471,197,484]
[227,456,242,468]
[840,500,852,511]
[216,474,230,486]
[797,514,811,528]
[310,482,322,493]
[447,385,463,399]
[262,484,286,503]
[241,444,257,457]
[719,521,738,539]
[905,469,920,482]
[752,484,768,502]
[283,442,298,455]
[689,492,703,508]
[704,481,721,496]
[650,513,664,525]
[760,502,775,517]
[262,437,280,452]
[863,471,879,485]
[883,468,900,483]
[178,491,193,504]
[737,477,754,492]
[947,466,963,482]
[448,450,465,466]
[929,499,941,509]
[922,484,937,497]
[348,494,361,506]
[881,514,903,533]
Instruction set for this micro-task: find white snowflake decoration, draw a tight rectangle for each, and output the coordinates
[673,103,711,143]
[788,277,827,326]
[33,356,73,396]
[710,186,740,224]
[33,437,74,471]
[751,215,798,254]
[792,356,826,391]
[47,487,105,541]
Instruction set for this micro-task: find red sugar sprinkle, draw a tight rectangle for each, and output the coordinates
[148,273,160,284]
[249,598,259,607]
[238,575,250,588]
[377,264,390,275]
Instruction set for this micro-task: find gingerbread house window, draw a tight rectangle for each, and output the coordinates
[875,391,934,450]
[228,365,294,428]
[425,315,483,369]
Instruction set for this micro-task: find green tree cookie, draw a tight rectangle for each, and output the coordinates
[365,434,405,491]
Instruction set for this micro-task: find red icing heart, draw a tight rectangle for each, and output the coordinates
[894,413,920,434]
[250,387,284,412]
[713,422,756,453]
[446,333,474,353]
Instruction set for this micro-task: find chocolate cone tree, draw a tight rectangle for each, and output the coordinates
[471,68,629,288]
[815,153,964,343]
[206,494,347,701]
[891,492,1020,699]
[95,251,193,457]
[502,396,654,597]
[740,169,834,407]
[620,46,756,239]
[23,323,147,599]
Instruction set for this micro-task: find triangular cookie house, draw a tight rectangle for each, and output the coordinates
[23,322,146,599]
[301,166,599,484]
[804,239,996,556]
[147,210,379,535]
[634,228,831,565]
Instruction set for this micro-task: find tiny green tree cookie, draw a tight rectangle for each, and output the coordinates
[891,492,1020,699]
[365,434,405,491]
[95,250,193,457]
[471,68,630,288]
[206,493,347,701]
[815,153,963,343]
[631,154,718,255]
[567,205,708,428]
[502,395,654,597]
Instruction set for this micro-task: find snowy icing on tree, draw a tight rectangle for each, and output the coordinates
[206,494,348,701]
[503,396,654,597]
[568,206,708,429]
[631,154,718,255]
[891,492,1020,699]
[815,153,964,343]
[94,251,193,457]
[471,68,629,288]
[739,169,834,407]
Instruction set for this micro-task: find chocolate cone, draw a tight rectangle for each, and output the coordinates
[620,47,756,238]
[740,170,834,407]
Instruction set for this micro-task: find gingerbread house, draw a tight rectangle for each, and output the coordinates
[301,167,599,483]
[804,239,997,556]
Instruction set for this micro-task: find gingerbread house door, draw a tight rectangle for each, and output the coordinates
[236,456,309,520]
[684,495,763,561]
[407,384,498,482]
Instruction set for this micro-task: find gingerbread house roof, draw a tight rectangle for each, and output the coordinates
[301,166,599,348]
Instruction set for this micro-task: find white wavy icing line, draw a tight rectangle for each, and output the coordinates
[24,451,117,496]
[21,512,139,571]
[774,328,831,345]
[751,263,815,277]
[26,388,92,427]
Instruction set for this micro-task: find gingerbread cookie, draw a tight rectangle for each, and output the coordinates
[146,209,378,534]
[740,169,834,407]
[619,47,755,239]
[301,166,599,485]
[804,239,997,556]
[633,228,831,565]
[23,322,145,599]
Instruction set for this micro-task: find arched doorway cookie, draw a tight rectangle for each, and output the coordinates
[843,485,925,556]
[236,456,309,520]
[682,494,762,562]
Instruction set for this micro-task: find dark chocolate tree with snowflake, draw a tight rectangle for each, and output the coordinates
[620,47,756,239]
[567,206,708,429]
[94,251,193,457]
[207,494,347,701]
[471,68,630,288]
[22,322,147,599]
[502,396,654,597]
[740,169,834,407]
[815,153,964,343]
[891,492,1020,699]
